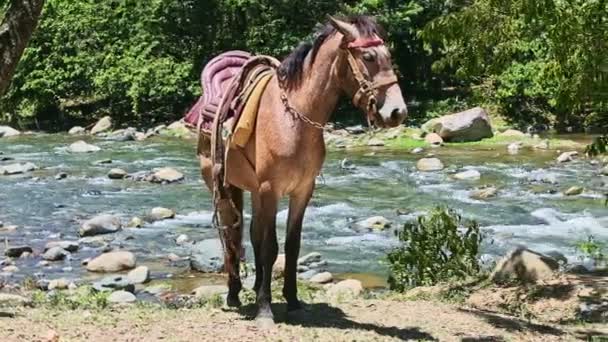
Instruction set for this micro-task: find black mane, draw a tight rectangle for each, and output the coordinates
[277,15,385,90]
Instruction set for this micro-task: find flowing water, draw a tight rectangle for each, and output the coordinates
[1,134,607,288]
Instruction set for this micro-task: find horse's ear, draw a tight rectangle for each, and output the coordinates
[327,15,357,43]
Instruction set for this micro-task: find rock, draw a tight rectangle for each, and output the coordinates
[367,138,384,147]
[0,126,20,137]
[4,245,33,258]
[90,116,112,135]
[92,275,135,292]
[491,248,559,284]
[557,151,578,163]
[150,167,184,183]
[2,265,18,272]
[54,172,68,180]
[340,158,356,170]
[424,133,444,146]
[309,272,333,284]
[0,162,38,175]
[471,186,498,200]
[498,129,527,137]
[175,234,189,245]
[42,247,69,261]
[148,207,175,222]
[67,140,101,153]
[93,159,112,165]
[416,158,444,171]
[108,168,128,179]
[564,186,583,196]
[167,253,182,262]
[189,239,223,273]
[568,264,589,274]
[273,254,286,277]
[134,132,147,141]
[127,217,144,228]
[453,169,481,180]
[48,278,70,290]
[68,126,86,135]
[601,166,608,176]
[298,252,322,266]
[298,269,319,280]
[422,107,493,142]
[534,140,550,150]
[86,251,136,272]
[345,125,366,135]
[192,285,228,299]
[0,293,29,306]
[355,216,391,231]
[326,279,363,300]
[108,291,136,304]
[507,142,523,154]
[309,260,328,269]
[411,147,424,154]
[127,266,150,284]
[80,214,122,236]
[106,128,136,142]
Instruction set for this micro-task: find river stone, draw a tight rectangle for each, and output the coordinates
[498,129,527,137]
[68,126,86,135]
[534,140,550,150]
[273,254,286,277]
[127,266,150,284]
[80,214,122,236]
[355,216,391,231]
[416,158,444,171]
[309,272,333,284]
[491,248,559,284]
[367,138,385,147]
[557,151,578,163]
[345,125,366,135]
[326,279,363,300]
[507,142,523,154]
[127,217,144,228]
[564,186,583,196]
[424,133,443,146]
[175,234,190,245]
[48,278,70,290]
[106,128,136,142]
[134,132,147,141]
[601,166,608,176]
[309,260,328,269]
[0,162,38,175]
[189,239,223,273]
[86,251,136,272]
[453,170,481,180]
[411,147,424,154]
[471,186,498,200]
[4,246,33,258]
[45,241,79,253]
[421,107,493,142]
[150,167,184,184]
[108,168,128,179]
[68,140,101,153]
[2,265,18,273]
[92,275,135,292]
[108,290,136,304]
[298,252,322,266]
[90,116,112,135]
[192,285,228,299]
[298,269,319,280]
[0,126,20,137]
[42,247,69,261]
[148,207,175,221]
[0,293,29,306]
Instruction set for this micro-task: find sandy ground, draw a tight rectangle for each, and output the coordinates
[1,298,606,342]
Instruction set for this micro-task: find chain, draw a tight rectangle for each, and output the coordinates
[280,92,325,130]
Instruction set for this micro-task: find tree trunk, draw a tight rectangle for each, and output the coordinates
[0,0,45,96]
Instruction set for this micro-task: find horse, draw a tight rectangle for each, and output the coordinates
[193,15,407,327]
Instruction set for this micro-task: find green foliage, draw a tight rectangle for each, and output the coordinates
[585,135,608,157]
[387,208,482,292]
[574,235,607,268]
[31,286,109,310]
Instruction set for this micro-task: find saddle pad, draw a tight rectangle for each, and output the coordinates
[230,72,273,148]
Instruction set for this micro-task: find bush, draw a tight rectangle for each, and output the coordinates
[387,207,482,292]
[574,235,607,268]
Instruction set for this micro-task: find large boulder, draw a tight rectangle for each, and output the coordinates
[0,162,37,175]
[422,107,493,142]
[79,214,122,236]
[147,207,175,222]
[189,239,224,273]
[0,126,20,137]
[68,140,101,153]
[490,248,559,284]
[90,116,112,135]
[86,251,136,273]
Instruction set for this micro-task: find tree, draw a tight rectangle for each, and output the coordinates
[0,0,45,96]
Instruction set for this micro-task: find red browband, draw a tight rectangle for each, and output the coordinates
[347,37,385,49]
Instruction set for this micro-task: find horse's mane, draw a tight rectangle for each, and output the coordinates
[278,15,385,91]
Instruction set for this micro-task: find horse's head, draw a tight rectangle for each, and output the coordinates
[329,16,407,128]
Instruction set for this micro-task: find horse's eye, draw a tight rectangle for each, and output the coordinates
[362,52,375,62]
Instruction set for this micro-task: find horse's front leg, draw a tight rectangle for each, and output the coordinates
[251,183,279,327]
[283,182,314,311]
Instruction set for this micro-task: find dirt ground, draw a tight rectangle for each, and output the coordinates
[1,298,606,342]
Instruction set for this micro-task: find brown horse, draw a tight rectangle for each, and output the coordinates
[196,15,407,327]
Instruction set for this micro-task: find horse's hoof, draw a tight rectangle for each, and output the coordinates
[255,316,276,330]
[226,296,242,308]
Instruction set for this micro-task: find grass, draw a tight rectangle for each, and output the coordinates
[446,134,583,149]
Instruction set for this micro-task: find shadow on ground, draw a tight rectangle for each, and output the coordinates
[237,302,437,340]
[458,308,564,336]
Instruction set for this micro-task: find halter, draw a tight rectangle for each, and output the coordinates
[343,37,399,126]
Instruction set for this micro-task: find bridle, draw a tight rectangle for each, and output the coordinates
[280,36,399,130]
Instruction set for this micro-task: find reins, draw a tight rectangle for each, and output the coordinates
[279,36,398,130]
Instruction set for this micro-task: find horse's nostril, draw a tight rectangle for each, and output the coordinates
[391,108,404,121]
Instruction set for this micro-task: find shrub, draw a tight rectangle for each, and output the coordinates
[387,207,482,292]
[574,235,607,268]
